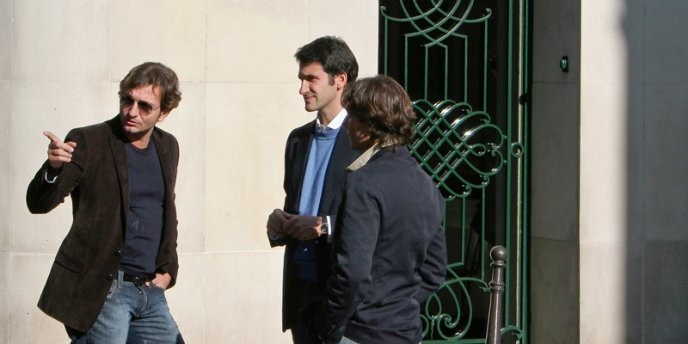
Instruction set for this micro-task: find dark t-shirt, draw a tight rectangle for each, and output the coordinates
[120,141,164,276]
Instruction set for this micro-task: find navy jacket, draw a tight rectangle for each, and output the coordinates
[318,146,447,344]
[269,120,359,330]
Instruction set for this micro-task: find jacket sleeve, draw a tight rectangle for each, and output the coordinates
[415,225,448,304]
[318,174,379,342]
[26,129,87,214]
[415,191,448,304]
[268,128,302,248]
[155,133,181,288]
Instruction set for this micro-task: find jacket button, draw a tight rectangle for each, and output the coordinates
[114,249,122,256]
[107,273,114,280]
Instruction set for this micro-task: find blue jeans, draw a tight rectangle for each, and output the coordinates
[69,272,182,344]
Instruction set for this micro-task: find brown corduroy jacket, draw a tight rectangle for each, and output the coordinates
[26,116,179,331]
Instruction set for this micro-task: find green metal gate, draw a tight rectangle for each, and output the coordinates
[379,1,530,342]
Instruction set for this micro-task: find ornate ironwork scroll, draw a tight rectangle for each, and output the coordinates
[379,1,529,342]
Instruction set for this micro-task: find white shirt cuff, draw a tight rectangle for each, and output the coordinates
[43,170,58,183]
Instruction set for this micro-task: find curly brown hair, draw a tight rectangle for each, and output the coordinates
[118,62,182,114]
[342,75,416,145]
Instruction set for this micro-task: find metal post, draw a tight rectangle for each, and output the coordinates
[486,245,507,344]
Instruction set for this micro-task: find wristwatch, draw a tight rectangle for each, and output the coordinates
[320,216,329,237]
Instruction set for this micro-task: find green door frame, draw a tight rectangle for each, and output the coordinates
[378,1,531,342]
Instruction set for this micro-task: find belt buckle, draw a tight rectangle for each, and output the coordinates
[132,275,146,286]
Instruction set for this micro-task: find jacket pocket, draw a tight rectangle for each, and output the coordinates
[54,250,85,273]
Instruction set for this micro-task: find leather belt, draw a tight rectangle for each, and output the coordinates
[122,272,153,286]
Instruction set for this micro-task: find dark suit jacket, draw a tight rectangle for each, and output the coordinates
[318,146,447,344]
[26,116,180,332]
[269,120,359,331]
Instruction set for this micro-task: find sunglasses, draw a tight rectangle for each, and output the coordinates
[119,95,160,115]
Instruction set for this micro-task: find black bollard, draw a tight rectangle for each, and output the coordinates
[486,245,507,344]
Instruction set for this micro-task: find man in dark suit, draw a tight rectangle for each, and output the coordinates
[27,62,184,343]
[314,75,448,344]
[266,36,360,343]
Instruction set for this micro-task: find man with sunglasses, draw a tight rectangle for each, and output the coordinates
[27,62,184,343]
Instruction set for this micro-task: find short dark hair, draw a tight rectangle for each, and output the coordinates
[343,75,416,145]
[295,36,358,83]
[118,62,182,114]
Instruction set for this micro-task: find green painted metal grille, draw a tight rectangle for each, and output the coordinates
[379,1,530,342]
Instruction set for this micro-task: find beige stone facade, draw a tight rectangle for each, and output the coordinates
[1,1,377,342]
[3,0,688,343]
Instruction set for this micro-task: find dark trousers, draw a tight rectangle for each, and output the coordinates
[291,279,322,344]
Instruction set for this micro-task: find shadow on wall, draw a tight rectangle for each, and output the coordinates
[623,0,688,342]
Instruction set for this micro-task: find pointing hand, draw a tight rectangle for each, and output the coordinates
[43,131,77,170]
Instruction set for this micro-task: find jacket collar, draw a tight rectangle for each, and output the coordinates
[347,141,402,171]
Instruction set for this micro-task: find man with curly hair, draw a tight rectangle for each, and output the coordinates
[313,75,447,344]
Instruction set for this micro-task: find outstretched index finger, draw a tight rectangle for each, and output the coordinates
[43,131,61,143]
